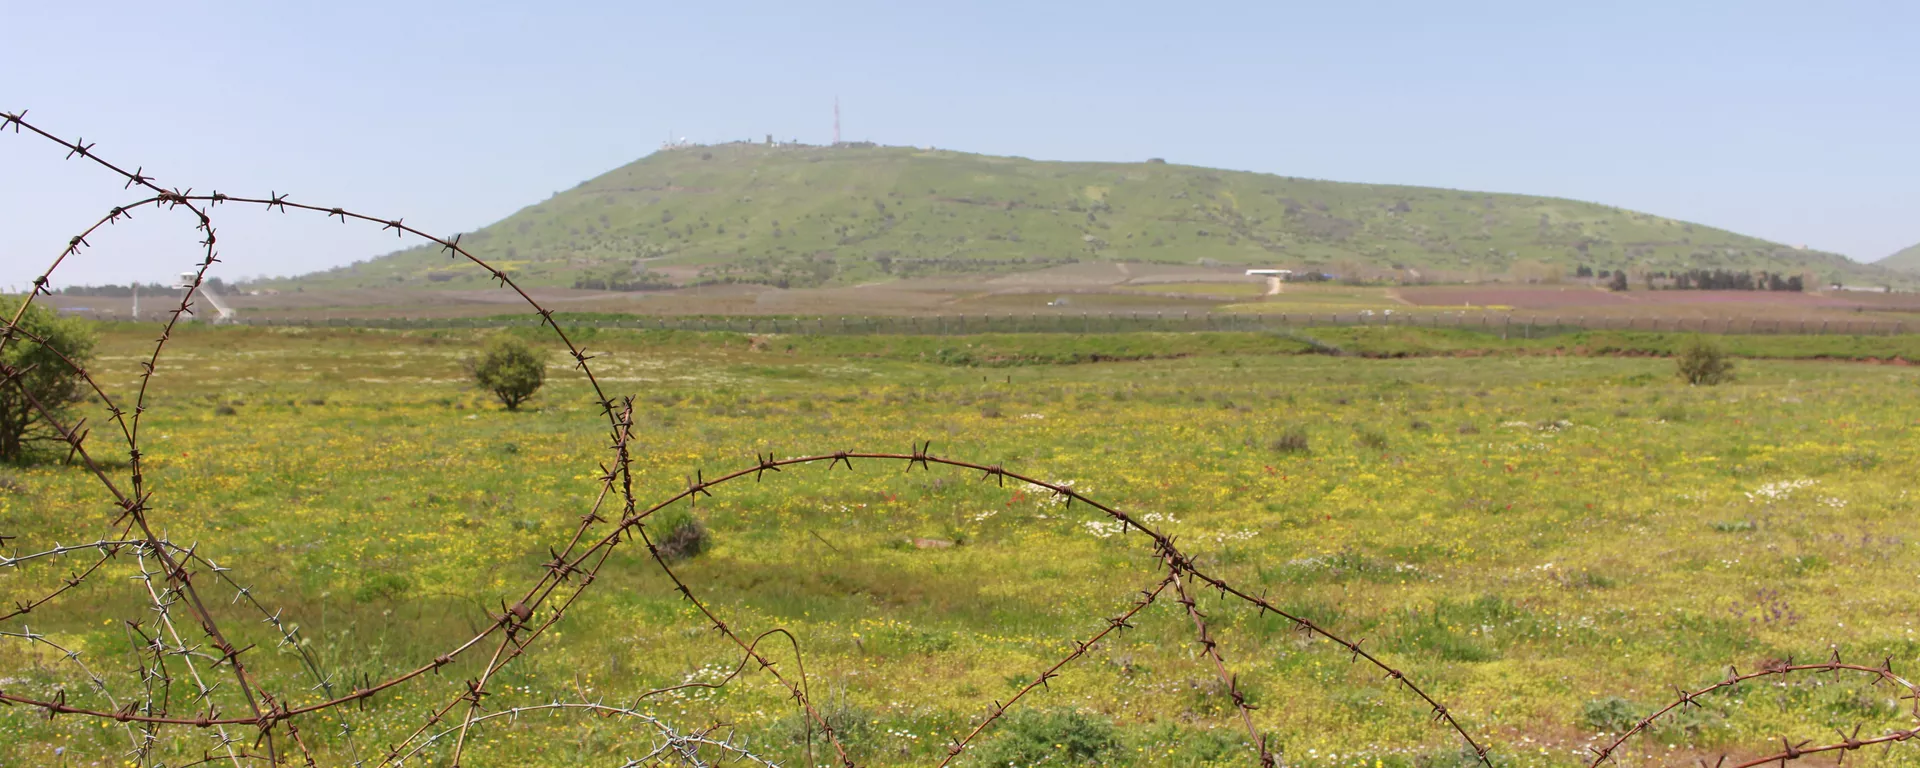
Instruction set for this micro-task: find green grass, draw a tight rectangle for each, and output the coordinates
[5,326,1920,767]
[267,144,1897,292]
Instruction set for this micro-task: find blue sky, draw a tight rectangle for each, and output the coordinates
[2,1,1914,288]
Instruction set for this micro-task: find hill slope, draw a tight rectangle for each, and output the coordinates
[287,143,1888,290]
[1880,243,1920,273]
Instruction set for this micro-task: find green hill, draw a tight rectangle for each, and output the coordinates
[284,143,1890,290]
[1880,243,1920,272]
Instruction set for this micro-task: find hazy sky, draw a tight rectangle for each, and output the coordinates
[3,1,1914,289]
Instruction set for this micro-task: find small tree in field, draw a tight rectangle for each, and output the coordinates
[1676,336,1734,386]
[0,298,98,463]
[469,334,548,410]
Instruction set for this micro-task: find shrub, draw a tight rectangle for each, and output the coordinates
[1356,429,1389,450]
[1676,337,1734,386]
[1131,723,1247,766]
[467,334,548,410]
[1580,696,1641,733]
[652,509,709,562]
[352,571,412,603]
[970,709,1121,767]
[1270,429,1310,454]
[0,298,98,463]
[782,692,876,758]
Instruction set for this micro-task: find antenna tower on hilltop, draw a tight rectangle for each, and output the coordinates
[833,97,840,145]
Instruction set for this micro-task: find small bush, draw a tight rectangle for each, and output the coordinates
[0,297,98,463]
[970,709,1121,767]
[1421,745,1494,768]
[653,509,709,562]
[1835,449,1880,471]
[467,334,549,410]
[214,404,237,416]
[782,692,876,758]
[1355,430,1389,451]
[1676,337,1734,385]
[1270,429,1310,454]
[1132,723,1248,766]
[1557,570,1616,589]
[1654,705,1725,744]
[352,571,412,603]
[1581,696,1641,733]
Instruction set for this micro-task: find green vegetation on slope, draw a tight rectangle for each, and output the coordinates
[281,143,1889,290]
[1879,241,1920,272]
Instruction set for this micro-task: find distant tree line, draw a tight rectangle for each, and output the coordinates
[1664,268,1803,292]
[1576,265,1803,292]
[875,254,1080,279]
[54,277,231,296]
[571,272,676,291]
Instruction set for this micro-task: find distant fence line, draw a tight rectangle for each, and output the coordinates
[218,311,1916,337]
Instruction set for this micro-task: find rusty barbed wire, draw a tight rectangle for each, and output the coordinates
[3,109,1913,768]
[1165,553,1271,767]
[1587,653,1920,768]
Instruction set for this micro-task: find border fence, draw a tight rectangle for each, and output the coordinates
[224,311,1913,337]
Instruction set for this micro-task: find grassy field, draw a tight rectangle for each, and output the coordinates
[5,326,1920,767]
